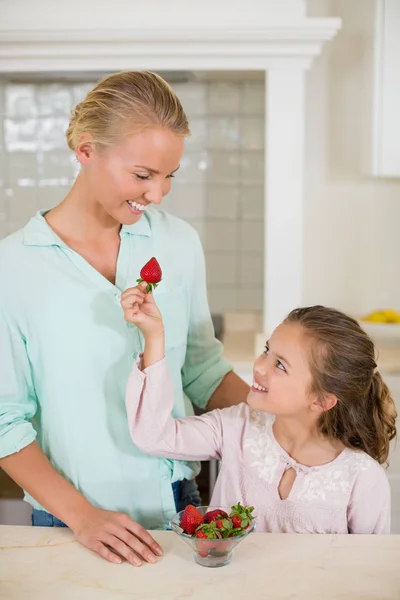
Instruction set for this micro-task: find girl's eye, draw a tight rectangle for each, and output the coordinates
[265,343,286,372]
[167,174,175,179]
[276,360,286,372]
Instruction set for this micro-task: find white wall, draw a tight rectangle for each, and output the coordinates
[304,0,400,316]
[0,0,306,31]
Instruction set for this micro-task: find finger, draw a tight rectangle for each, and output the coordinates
[142,291,156,305]
[121,288,146,303]
[116,530,158,564]
[120,292,145,309]
[87,539,123,565]
[123,518,163,557]
[121,296,144,311]
[105,534,143,567]
[124,306,143,324]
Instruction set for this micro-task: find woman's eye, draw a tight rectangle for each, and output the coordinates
[135,173,175,180]
[264,344,269,355]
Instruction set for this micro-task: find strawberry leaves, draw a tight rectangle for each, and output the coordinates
[230,502,255,529]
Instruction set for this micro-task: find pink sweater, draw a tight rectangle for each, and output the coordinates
[126,358,391,534]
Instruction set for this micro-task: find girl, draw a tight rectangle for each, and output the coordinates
[122,286,397,534]
[0,71,249,567]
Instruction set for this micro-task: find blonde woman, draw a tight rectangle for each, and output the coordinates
[0,71,249,566]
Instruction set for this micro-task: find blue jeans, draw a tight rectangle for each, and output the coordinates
[172,477,201,513]
[31,478,201,527]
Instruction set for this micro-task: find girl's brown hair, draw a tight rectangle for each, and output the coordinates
[286,306,397,465]
[66,71,190,151]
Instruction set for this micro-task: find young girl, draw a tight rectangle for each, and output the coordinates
[122,285,397,534]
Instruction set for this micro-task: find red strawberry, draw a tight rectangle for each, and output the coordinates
[218,541,233,551]
[197,540,215,558]
[230,502,255,529]
[195,530,207,538]
[194,523,219,558]
[231,515,242,529]
[215,519,225,529]
[197,538,232,558]
[204,509,229,523]
[180,505,204,535]
[136,257,162,293]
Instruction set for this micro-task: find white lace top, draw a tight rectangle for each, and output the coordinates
[126,358,391,534]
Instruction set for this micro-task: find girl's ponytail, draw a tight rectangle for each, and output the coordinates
[369,371,397,464]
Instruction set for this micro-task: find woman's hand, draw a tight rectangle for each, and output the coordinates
[121,283,163,339]
[72,505,163,566]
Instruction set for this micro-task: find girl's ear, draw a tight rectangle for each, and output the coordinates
[311,393,337,414]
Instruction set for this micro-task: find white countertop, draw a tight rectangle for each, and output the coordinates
[1,526,400,599]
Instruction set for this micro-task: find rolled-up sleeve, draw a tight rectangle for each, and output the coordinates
[181,230,232,409]
[0,303,37,458]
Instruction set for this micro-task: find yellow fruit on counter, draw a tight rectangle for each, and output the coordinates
[361,309,400,323]
[383,309,400,323]
[361,311,386,323]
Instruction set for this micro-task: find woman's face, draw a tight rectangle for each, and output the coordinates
[77,127,184,225]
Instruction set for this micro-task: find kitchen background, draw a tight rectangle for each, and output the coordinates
[1,0,400,531]
[0,74,265,316]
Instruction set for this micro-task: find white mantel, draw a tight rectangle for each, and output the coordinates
[0,0,341,336]
[0,25,340,72]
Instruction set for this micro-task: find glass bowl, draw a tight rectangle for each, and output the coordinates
[170,505,255,568]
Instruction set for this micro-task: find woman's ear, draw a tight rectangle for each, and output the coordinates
[75,133,96,166]
[311,393,337,414]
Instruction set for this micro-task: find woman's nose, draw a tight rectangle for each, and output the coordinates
[144,183,164,205]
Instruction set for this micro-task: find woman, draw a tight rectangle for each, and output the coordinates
[0,71,249,566]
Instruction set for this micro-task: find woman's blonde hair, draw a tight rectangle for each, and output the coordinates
[285,306,397,465]
[66,71,190,151]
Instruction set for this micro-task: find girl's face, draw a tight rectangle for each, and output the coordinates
[76,127,184,225]
[247,322,318,418]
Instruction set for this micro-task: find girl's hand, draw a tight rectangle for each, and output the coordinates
[121,283,164,339]
[72,505,163,566]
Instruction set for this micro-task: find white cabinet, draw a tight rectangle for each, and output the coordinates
[371,0,400,177]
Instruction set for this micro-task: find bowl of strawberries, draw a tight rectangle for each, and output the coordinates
[170,503,255,568]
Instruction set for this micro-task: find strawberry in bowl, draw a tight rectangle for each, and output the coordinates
[170,504,255,568]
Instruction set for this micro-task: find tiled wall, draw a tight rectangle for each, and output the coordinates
[0,76,265,313]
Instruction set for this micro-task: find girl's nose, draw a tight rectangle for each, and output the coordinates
[254,354,268,378]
